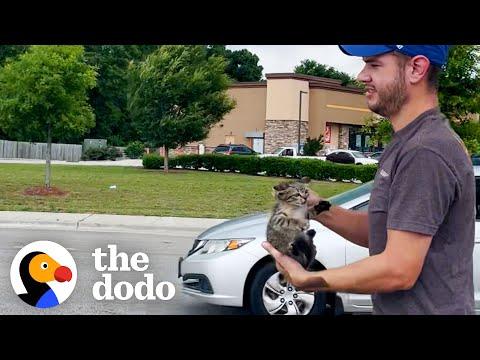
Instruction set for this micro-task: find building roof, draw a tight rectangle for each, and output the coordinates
[230,73,364,94]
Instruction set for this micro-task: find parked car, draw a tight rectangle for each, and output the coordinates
[472,154,480,166]
[326,149,378,165]
[213,144,257,155]
[178,166,480,315]
[367,152,383,161]
[258,146,327,160]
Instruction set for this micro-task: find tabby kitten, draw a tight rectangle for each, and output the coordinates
[266,177,327,269]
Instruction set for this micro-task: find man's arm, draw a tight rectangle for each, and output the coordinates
[263,229,433,294]
[312,204,370,248]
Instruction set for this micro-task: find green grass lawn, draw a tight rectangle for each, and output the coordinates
[0,164,359,218]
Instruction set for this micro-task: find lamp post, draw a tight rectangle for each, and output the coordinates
[298,90,308,154]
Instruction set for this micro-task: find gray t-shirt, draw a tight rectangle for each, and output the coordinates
[368,107,475,315]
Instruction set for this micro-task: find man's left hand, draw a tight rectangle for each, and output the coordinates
[261,242,310,289]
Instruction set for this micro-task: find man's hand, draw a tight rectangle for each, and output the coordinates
[307,189,324,211]
[261,241,310,289]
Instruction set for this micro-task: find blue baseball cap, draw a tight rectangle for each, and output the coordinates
[338,45,450,68]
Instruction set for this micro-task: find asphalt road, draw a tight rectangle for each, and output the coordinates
[0,228,249,315]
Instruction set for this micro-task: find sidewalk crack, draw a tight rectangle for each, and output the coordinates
[76,214,94,231]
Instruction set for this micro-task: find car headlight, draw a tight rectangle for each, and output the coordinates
[192,238,255,255]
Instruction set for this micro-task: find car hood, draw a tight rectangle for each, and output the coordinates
[197,212,270,240]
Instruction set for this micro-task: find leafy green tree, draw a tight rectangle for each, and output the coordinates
[84,45,158,145]
[439,45,480,121]
[360,116,393,148]
[206,45,263,81]
[0,45,28,65]
[450,120,480,155]
[128,45,236,172]
[0,45,97,188]
[294,59,358,86]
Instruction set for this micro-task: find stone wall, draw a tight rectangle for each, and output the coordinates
[264,120,308,154]
[338,124,349,149]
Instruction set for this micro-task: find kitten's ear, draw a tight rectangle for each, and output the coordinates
[300,176,311,184]
[273,182,289,191]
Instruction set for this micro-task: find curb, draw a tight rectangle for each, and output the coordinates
[0,211,228,235]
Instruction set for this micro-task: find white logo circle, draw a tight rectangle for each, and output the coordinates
[10,241,77,308]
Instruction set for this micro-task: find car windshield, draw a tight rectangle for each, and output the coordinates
[273,147,285,154]
[351,151,367,158]
[327,181,374,205]
[214,146,229,152]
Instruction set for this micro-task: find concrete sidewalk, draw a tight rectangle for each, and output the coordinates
[0,158,143,167]
[0,211,228,235]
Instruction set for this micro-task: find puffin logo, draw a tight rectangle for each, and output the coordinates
[10,241,77,309]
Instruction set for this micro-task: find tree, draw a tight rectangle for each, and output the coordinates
[0,45,97,188]
[360,115,393,148]
[439,45,480,122]
[450,120,480,155]
[84,45,158,145]
[128,45,236,172]
[206,45,263,82]
[294,59,358,86]
[303,136,324,156]
[0,45,28,66]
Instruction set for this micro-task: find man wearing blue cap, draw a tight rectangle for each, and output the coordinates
[263,45,475,315]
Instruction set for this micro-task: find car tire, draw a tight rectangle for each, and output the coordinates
[247,262,328,316]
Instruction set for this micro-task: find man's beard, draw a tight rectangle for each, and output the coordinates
[369,72,408,118]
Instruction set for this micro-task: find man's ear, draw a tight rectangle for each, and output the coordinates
[408,55,430,85]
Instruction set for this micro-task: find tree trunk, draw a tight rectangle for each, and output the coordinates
[45,123,52,189]
[164,146,169,173]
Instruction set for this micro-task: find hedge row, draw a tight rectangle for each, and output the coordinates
[142,154,377,183]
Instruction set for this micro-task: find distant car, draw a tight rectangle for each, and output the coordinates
[368,152,384,161]
[213,144,257,155]
[326,150,378,165]
[472,154,480,166]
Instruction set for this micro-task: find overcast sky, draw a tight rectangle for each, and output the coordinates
[227,45,365,79]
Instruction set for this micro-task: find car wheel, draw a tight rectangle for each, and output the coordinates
[248,262,327,315]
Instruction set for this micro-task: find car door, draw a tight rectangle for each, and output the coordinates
[231,146,243,155]
[345,151,357,164]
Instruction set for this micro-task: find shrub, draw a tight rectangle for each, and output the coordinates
[125,141,145,159]
[82,146,122,161]
[141,154,377,182]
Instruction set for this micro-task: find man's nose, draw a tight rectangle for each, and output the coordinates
[356,67,370,83]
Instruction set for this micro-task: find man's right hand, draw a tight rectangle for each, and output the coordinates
[307,189,324,211]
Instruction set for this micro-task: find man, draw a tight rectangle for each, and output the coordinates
[262,45,476,315]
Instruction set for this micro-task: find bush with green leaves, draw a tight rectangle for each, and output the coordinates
[82,146,122,161]
[143,154,165,169]
[125,141,145,159]
[303,136,323,156]
[143,154,377,183]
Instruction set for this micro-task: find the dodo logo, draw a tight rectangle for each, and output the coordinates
[10,241,77,309]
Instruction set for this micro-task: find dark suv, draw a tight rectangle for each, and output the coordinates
[213,144,257,155]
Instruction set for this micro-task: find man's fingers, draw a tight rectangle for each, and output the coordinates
[261,241,284,260]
